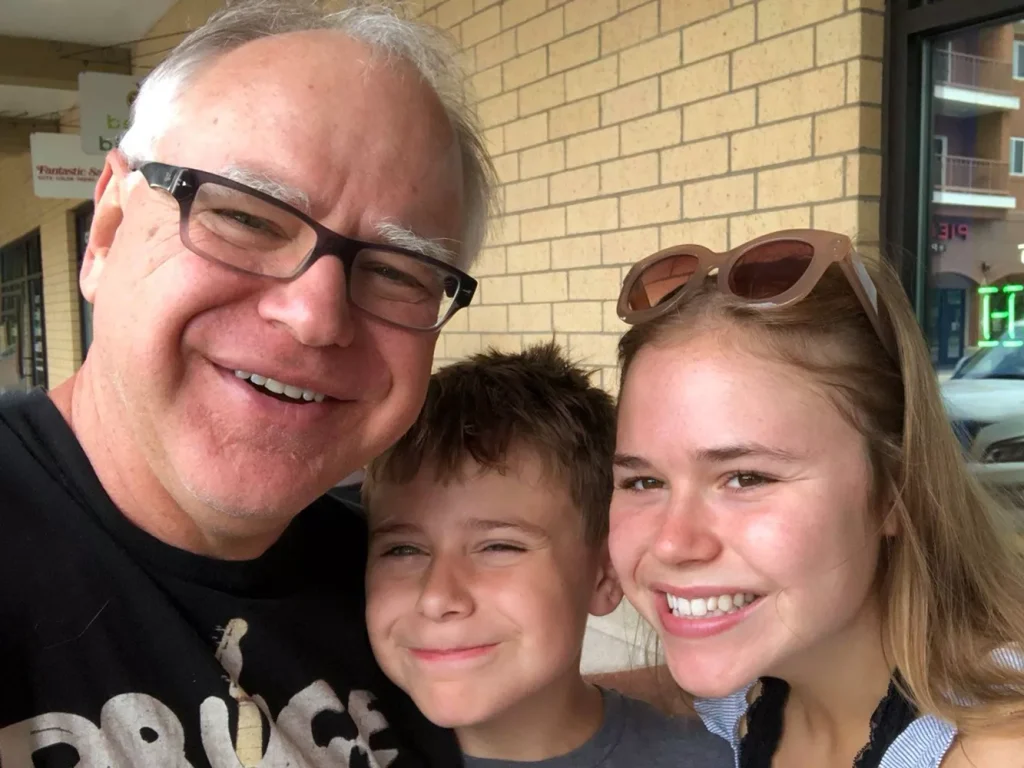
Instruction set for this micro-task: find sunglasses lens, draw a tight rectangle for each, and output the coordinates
[729,240,815,300]
[628,254,701,312]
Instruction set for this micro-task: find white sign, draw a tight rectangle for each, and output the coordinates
[30,133,103,199]
[79,71,140,155]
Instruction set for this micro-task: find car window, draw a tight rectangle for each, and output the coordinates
[954,323,1024,380]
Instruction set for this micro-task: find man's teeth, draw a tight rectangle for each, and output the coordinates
[666,592,759,618]
[234,370,326,403]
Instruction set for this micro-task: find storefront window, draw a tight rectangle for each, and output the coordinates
[0,231,47,393]
[925,17,1024,508]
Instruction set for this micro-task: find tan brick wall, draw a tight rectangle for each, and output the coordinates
[423,0,885,391]
[40,210,84,385]
[2,0,885,393]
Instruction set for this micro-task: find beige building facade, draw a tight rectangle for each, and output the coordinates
[0,0,885,394]
[423,0,886,392]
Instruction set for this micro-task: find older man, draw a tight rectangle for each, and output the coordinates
[0,1,494,765]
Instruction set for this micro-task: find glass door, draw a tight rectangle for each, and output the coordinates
[0,230,46,392]
[885,0,1024,511]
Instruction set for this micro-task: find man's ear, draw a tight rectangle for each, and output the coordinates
[80,150,131,303]
[588,543,624,618]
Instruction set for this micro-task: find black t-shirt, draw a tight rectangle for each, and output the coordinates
[0,390,461,767]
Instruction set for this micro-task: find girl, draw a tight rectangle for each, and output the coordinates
[609,230,1024,766]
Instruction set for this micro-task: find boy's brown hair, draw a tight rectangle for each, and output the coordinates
[363,343,616,544]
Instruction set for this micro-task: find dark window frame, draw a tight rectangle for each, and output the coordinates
[74,201,95,357]
[0,229,47,390]
[882,0,1024,326]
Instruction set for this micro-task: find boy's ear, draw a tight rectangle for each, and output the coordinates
[588,544,623,618]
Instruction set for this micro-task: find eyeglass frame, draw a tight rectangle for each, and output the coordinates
[616,228,897,360]
[136,161,478,332]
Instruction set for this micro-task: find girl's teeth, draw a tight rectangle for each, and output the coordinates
[665,591,761,618]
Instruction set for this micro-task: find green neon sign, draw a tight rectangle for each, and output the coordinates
[978,284,1022,346]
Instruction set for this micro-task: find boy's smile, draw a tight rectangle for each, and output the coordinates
[364,447,621,732]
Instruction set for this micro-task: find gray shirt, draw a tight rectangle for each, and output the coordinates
[463,688,733,767]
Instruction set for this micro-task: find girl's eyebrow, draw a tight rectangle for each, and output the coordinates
[613,453,651,469]
[613,444,802,470]
[694,443,802,463]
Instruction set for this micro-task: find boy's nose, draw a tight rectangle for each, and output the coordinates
[416,557,474,621]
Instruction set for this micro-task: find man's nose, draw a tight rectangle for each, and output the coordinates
[257,255,356,348]
[652,494,723,566]
[416,556,474,622]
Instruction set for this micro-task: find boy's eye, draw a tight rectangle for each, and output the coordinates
[381,544,426,557]
[479,542,527,554]
[724,471,775,490]
[616,476,664,492]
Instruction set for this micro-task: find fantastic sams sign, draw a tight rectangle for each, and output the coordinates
[29,134,103,199]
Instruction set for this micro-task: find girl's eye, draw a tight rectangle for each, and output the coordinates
[381,544,426,557]
[724,472,774,490]
[617,476,665,492]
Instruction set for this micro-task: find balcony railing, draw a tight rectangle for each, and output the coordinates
[934,50,1014,94]
[933,154,1010,193]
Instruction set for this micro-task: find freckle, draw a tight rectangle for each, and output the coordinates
[146,224,160,239]
[212,117,219,126]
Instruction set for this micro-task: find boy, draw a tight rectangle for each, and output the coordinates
[363,343,731,766]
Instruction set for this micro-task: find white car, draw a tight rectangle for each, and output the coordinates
[941,327,1024,508]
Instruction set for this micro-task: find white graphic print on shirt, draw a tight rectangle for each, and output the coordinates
[0,618,399,768]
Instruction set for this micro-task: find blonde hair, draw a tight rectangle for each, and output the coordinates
[617,254,1024,733]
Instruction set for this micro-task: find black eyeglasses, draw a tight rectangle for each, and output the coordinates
[137,162,477,331]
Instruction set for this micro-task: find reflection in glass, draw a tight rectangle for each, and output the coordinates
[928,19,1024,510]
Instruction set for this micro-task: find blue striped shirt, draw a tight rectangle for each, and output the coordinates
[694,648,1021,765]
[692,684,956,768]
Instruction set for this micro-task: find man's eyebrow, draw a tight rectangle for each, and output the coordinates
[374,220,460,266]
[694,443,802,463]
[464,517,549,539]
[211,172,459,265]
[219,165,311,213]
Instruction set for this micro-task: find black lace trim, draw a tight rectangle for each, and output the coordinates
[739,678,788,768]
[739,673,918,768]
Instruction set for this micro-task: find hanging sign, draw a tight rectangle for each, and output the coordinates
[30,133,102,199]
[79,71,141,155]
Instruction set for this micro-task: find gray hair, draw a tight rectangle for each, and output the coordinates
[119,0,497,267]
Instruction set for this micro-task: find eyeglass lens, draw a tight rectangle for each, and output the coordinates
[626,254,700,311]
[183,180,460,330]
[728,240,815,300]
